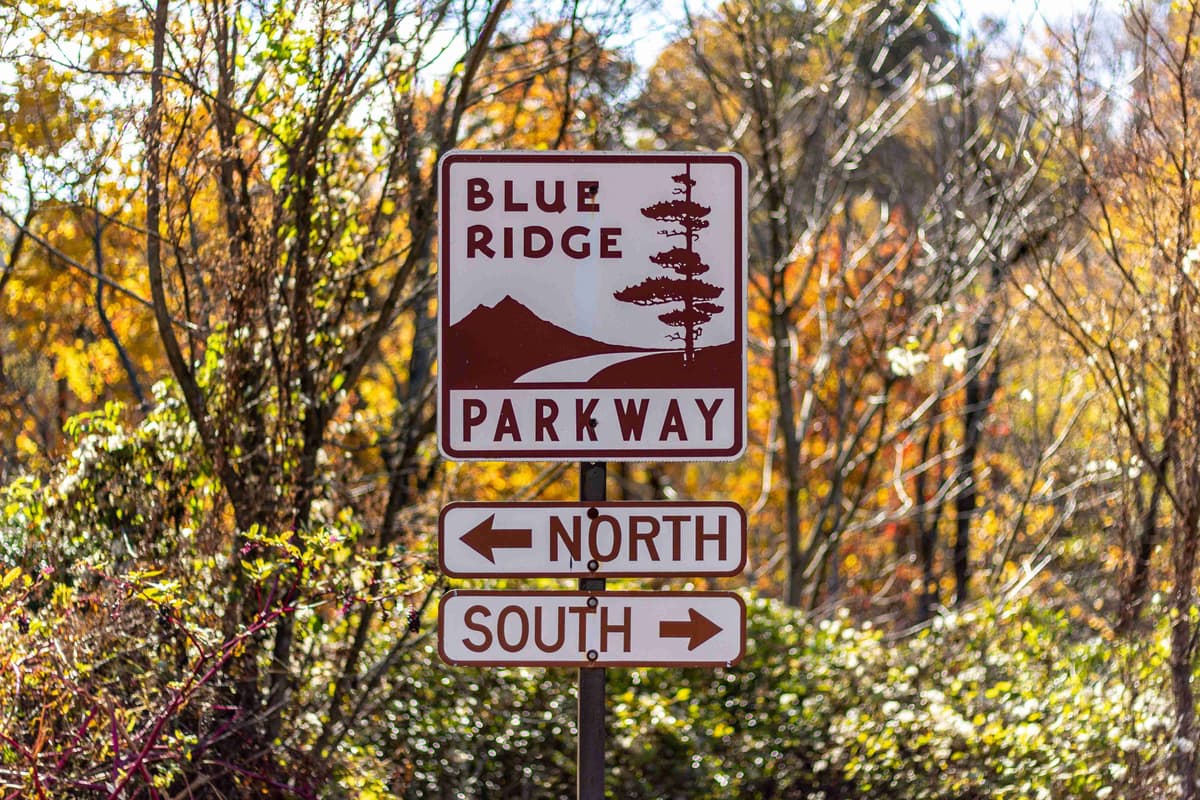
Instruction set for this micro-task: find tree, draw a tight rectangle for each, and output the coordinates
[913,24,1082,610]
[614,163,725,363]
[637,0,1078,620]
[640,0,958,608]
[0,0,637,793]
[1034,2,1200,794]
[0,2,159,476]
[462,18,635,150]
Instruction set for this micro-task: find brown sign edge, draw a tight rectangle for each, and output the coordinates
[436,589,747,669]
[435,150,748,463]
[437,501,748,579]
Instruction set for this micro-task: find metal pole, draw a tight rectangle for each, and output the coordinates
[578,461,606,800]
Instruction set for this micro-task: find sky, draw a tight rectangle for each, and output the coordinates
[950,0,1122,34]
[632,0,1120,67]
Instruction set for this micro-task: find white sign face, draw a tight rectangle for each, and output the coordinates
[439,501,746,578]
[438,151,747,461]
[438,591,746,668]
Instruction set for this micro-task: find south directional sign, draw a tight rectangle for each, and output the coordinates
[438,590,746,668]
[438,501,747,578]
[438,151,747,462]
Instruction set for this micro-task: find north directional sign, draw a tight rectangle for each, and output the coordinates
[438,590,746,668]
[438,501,747,578]
[438,151,747,462]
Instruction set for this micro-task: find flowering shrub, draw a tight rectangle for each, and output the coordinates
[0,398,1174,798]
[388,596,1169,800]
[0,392,420,797]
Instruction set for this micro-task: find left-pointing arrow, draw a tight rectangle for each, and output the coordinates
[460,514,534,563]
[658,608,723,651]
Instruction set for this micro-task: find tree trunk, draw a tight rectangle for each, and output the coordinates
[914,403,943,622]
[1119,468,1165,633]
[952,271,1002,608]
[1171,509,1199,800]
[774,302,804,607]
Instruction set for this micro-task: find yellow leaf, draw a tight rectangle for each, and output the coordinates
[1,567,21,590]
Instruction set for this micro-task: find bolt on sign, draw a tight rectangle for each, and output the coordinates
[439,590,746,668]
[438,151,748,461]
[439,501,747,578]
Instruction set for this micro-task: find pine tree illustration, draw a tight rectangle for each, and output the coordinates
[613,163,725,366]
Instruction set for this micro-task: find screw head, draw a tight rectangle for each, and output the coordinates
[587,596,599,609]
[587,650,599,661]
[587,559,600,572]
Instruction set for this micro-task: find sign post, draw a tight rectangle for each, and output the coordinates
[436,151,749,800]
[578,462,605,800]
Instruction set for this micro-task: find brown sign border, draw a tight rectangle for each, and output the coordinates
[437,589,747,668]
[437,151,747,462]
[438,501,748,579]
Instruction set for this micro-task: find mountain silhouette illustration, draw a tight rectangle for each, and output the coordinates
[443,295,643,388]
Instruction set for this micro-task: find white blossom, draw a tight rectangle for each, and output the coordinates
[887,347,929,377]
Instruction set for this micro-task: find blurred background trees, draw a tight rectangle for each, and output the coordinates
[4,0,1200,797]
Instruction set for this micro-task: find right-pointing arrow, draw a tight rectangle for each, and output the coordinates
[659,608,723,651]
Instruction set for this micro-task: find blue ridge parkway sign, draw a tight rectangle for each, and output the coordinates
[437,151,748,462]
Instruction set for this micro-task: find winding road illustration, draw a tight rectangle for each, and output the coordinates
[514,350,675,383]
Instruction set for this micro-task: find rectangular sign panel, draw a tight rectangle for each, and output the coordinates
[438,590,746,668]
[439,501,746,578]
[438,151,747,461]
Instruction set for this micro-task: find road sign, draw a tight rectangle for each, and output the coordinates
[439,501,747,578]
[438,590,746,668]
[438,151,747,462]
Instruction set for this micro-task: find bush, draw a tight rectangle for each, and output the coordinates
[0,398,1173,798]
[382,595,1169,800]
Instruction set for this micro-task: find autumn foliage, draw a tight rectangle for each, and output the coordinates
[4,0,1200,797]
